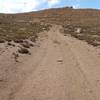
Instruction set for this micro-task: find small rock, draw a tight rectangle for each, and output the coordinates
[18,47,30,54]
[0,39,5,43]
[14,39,23,43]
[13,52,19,62]
[21,42,30,48]
[75,28,82,33]
[57,59,63,63]
[7,42,15,47]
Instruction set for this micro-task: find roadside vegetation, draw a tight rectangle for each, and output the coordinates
[34,8,100,46]
[0,18,51,42]
[0,7,100,47]
[63,23,100,46]
[0,14,51,55]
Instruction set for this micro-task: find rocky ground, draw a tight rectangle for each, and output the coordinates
[0,25,100,100]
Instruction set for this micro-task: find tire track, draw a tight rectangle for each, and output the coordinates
[7,38,50,100]
[52,25,97,100]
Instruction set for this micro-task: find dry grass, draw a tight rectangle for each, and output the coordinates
[62,22,100,46]
[0,15,51,43]
[0,7,100,46]
[34,8,100,46]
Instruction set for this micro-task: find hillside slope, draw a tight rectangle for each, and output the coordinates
[0,8,100,46]
[0,8,100,100]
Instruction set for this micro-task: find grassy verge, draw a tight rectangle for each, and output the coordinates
[62,23,100,46]
[0,20,51,43]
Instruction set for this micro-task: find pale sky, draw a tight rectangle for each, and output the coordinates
[0,0,99,13]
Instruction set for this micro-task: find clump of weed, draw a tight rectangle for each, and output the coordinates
[0,20,51,44]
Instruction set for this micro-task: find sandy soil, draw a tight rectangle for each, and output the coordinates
[0,25,100,100]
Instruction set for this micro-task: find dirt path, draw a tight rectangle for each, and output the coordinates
[1,25,100,100]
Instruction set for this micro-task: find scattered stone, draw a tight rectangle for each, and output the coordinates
[53,40,60,44]
[91,41,100,47]
[18,47,30,54]
[30,36,38,42]
[21,41,30,48]
[7,42,15,47]
[13,52,19,62]
[30,43,34,47]
[42,27,47,30]
[6,39,12,42]
[14,39,23,43]
[0,39,5,43]
[7,42,12,46]
[21,40,34,48]
[57,59,63,63]
[64,34,67,36]
[0,79,4,82]
[75,28,82,33]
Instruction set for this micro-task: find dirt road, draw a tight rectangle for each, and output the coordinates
[0,25,100,100]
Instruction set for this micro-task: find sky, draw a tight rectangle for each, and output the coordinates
[0,0,100,13]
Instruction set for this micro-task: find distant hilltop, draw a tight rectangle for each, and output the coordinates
[64,6,73,9]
